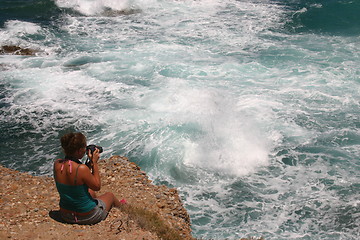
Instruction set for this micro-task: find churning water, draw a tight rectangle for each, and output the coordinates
[1,0,359,239]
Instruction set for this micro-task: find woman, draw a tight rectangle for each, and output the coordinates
[54,132,124,224]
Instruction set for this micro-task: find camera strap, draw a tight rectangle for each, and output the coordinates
[64,156,82,165]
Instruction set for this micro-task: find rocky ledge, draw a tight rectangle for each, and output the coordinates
[0,156,194,240]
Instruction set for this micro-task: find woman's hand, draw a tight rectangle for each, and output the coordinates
[87,148,100,164]
[82,148,102,190]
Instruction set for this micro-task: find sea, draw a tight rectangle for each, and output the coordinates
[0,0,359,239]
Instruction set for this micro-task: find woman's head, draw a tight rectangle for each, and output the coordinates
[61,132,87,157]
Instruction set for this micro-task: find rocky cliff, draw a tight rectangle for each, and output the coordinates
[0,156,193,240]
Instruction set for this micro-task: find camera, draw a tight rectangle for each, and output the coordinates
[85,145,103,168]
[86,144,103,154]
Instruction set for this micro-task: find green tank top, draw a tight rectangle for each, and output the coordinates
[56,182,96,212]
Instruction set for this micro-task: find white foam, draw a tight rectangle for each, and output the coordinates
[141,77,271,176]
[4,20,41,35]
[0,20,41,45]
[55,0,139,16]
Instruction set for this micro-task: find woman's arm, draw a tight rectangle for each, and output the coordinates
[79,148,101,191]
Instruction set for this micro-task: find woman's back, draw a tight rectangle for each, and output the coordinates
[54,159,96,213]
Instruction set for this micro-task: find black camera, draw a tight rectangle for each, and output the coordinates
[86,144,103,154]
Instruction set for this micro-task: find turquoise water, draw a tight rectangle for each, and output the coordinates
[1,0,359,239]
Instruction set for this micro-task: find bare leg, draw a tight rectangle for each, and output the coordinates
[97,192,124,212]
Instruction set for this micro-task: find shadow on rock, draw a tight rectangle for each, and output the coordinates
[49,210,67,224]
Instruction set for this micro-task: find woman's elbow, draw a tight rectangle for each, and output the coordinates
[93,183,101,191]
[90,182,101,191]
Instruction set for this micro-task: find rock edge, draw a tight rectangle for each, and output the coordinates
[0,156,193,240]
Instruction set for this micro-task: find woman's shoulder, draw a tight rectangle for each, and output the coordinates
[77,163,90,170]
[76,164,92,177]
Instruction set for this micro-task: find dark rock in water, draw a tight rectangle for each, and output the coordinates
[101,7,142,17]
[0,45,37,56]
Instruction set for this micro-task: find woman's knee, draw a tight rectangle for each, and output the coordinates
[97,192,114,210]
[105,192,115,199]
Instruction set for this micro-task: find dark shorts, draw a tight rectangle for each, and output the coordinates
[60,199,108,225]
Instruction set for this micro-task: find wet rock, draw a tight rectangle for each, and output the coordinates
[101,8,142,17]
[0,45,37,56]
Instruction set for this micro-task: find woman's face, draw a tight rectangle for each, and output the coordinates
[79,146,87,158]
[76,143,87,159]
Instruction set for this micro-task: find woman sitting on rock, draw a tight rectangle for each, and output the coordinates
[54,132,125,224]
